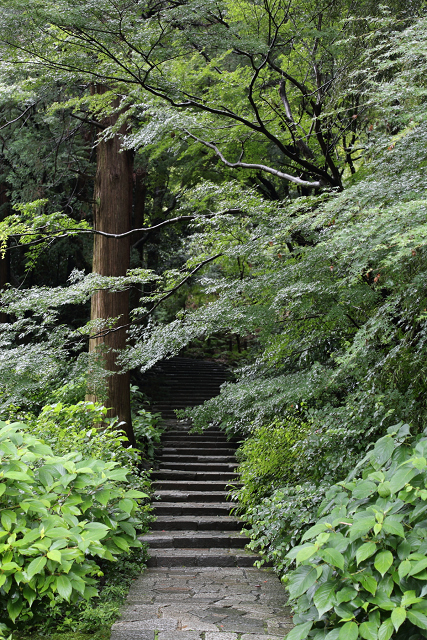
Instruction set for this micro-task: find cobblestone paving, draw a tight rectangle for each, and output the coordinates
[110,567,293,640]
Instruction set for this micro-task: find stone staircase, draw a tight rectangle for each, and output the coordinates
[141,420,262,567]
[140,357,231,420]
[139,357,264,568]
[110,358,288,640]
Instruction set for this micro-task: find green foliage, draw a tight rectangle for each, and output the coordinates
[21,401,139,467]
[234,416,311,508]
[0,421,147,634]
[243,482,327,573]
[284,422,427,639]
[129,386,163,459]
[132,408,163,459]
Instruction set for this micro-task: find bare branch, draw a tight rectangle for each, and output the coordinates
[0,103,36,131]
[184,130,323,188]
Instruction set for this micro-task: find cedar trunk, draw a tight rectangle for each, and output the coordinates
[88,92,135,445]
[0,183,10,323]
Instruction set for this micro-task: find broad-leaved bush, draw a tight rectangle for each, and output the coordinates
[284,423,427,640]
[0,421,147,635]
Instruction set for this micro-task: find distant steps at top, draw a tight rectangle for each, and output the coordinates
[140,356,231,420]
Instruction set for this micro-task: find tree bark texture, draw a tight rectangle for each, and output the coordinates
[0,182,10,324]
[88,90,135,445]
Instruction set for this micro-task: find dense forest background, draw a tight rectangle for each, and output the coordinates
[1,1,427,639]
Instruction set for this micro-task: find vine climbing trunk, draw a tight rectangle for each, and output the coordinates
[87,87,135,446]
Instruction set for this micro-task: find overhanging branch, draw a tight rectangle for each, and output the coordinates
[185,131,323,188]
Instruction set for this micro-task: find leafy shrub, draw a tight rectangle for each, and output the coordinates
[233,416,312,508]
[22,401,140,467]
[132,408,163,459]
[284,422,427,640]
[0,421,147,636]
[243,482,327,573]
[130,385,163,459]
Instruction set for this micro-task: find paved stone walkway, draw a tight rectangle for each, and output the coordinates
[111,566,293,640]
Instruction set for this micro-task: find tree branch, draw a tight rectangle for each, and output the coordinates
[184,130,323,188]
[0,103,36,131]
[87,253,223,341]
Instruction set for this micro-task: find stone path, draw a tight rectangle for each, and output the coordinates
[111,358,293,639]
[110,566,293,640]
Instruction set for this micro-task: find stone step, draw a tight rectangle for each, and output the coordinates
[161,434,230,441]
[159,455,236,463]
[152,470,240,481]
[160,447,238,456]
[158,462,238,472]
[152,480,241,491]
[153,502,233,516]
[146,548,264,568]
[154,490,229,502]
[140,531,248,549]
[160,440,235,448]
[153,391,223,397]
[151,516,242,531]
[162,430,224,437]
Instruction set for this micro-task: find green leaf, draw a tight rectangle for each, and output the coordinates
[320,548,345,571]
[338,621,358,640]
[7,597,23,623]
[107,468,128,481]
[407,609,427,630]
[313,581,336,617]
[397,540,411,560]
[391,606,406,632]
[111,535,130,552]
[398,559,411,579]
[124,489,148,499]
[388,467,417,494]
[382,519,404,537]
[23,584,36,606]
[401,590,422,607]
[359,620,378,640]
[373,436,395,466]
[349,518,375,541]
[3,471,33,482]
[374,550,393,576]
[1,510,16,531]
[118,521,136,537]
[285,621,313,640]
[352,480,377,499]
[296,545,317,565]
[377,575,394,597]
[360,573,377,596]
[356,541,377,566]
[47,550,62,563]
[408,557,427,576]
[378,618,394,640]
[38,468,53,487]
[94,489,111,505]
[301,522,329,542]
[336,587,358,604]
[26,556,47,579]
[118,498,134,514]
[287,565,319,599]
[56,575,72,601]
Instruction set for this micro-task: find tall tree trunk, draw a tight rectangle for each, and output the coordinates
[0,182,10,323]
[88,88,135,446]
